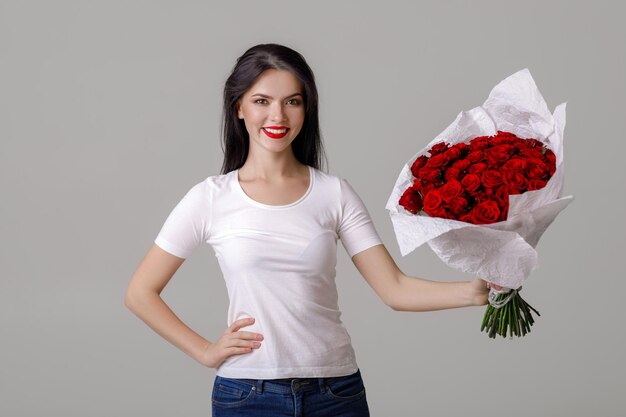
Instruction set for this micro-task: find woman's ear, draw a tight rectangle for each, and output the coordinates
[236,100,243,119]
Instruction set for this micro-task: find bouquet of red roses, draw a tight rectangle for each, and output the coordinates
[386,69,574,338]
[400,131,557,224]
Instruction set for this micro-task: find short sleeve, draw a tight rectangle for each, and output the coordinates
[338,178,383,258]
[154,180,212,259]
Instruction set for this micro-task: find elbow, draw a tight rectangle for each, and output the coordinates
[384,294,398,311]
[124,286,144,311]
[124,290,136,311]
[388,299,402,312]
[124,285,160,311]
[386,272,405,312]
[384,289,401,312]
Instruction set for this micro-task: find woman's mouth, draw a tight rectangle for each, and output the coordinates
[262,127,289,139]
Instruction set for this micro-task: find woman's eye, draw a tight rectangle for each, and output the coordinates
[254,98,300,105]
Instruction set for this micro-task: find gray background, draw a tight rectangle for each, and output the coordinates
[1,1,624,416]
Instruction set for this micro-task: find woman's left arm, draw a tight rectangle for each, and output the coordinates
[351,244,491,312]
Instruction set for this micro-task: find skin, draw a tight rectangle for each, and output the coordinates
[124,68,497,370]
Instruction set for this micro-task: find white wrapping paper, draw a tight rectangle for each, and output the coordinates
[385,69,574,290]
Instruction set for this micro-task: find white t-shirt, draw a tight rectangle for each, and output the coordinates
[154,165,383,379]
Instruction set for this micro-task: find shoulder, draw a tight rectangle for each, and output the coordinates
[310,167,346,191]
[168,172,229,212]
[310,167,363,199]
[189,171,231,195]
[309,168,365,211]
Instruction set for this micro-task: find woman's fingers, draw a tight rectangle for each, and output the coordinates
[224,318,264,350]
[234,330,264,341]
[227,334,262,347]
[482,278,503,291]
[226,337,262,355]
[198,318,264,368]
[226,317,256,333]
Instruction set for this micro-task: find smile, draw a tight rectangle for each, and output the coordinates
[263,127,289,139]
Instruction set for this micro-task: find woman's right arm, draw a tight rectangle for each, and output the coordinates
[124,244,263,368]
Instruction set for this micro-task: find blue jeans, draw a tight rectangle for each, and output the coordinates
[211,368,370,417]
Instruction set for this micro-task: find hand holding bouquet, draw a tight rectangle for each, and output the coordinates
[386,69,574,338]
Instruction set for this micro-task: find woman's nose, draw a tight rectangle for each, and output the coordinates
[269,103,286,121]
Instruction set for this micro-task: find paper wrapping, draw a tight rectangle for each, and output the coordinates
[385,69,574,290]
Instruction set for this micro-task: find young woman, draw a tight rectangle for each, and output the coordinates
[125,43,493,416]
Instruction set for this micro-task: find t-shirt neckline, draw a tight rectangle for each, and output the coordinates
[234,165,315,210]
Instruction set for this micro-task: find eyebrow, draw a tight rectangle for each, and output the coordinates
[251,93,303,99]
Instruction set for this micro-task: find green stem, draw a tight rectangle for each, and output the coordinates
[516,295,524,336]
[505,293,513,338]
[481,305,492,332]
[512,294,520,337]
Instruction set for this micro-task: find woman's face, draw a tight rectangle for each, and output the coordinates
[236,69,305,155]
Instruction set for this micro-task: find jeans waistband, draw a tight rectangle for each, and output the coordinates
[215,369,361,395]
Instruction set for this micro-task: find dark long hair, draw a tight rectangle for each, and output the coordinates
[219,43,329,175]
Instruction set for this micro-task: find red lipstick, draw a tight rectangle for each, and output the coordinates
[262,126,289,139]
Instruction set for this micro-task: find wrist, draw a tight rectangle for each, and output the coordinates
[468,277,490,307]
[465,281,476,306]
[194,339,212,363]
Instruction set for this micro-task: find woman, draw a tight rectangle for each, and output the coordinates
[124,43,492,416]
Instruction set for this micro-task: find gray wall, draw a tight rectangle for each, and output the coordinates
[1,1,623,416]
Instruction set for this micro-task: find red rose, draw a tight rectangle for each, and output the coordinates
[412,178,422,192]
[452,142,468,155]
[499,204,509,221]
[502,170,528,192]
[547,162,556,176]
[429,142,449,155]
[485,145,514,166]
[507,186,522,195]
[399,187,423,214]
[468,162,487,174]
[527,179,548,191]
[481,170,503,188]
[452,159,471,172]
[544,148,556,165]
[411,155,429,177]
[527,158,548,179]
[423,189,443,212]
[426,206,453,219]
[495,185,510,208]
[525,138,545,148]
[461,173,481,193]
[444,166,461,181]
[502,157,527,172]
[519,148,544,159]
[418,167,441,183]
[469,137,490,150]
[440,179,463,203]
[493,144,515,154]
[466,150,484,163]
[471,200,501,224]
[512,136,528,145]
[491,135,515,145]
[449,196,468,216]
[422,182,435,196]
[497,130,516,137]
[459,211,476,224]
[425,152,450,168]
[544,149,557,176]
[444,146,462,162]
[473,191,493,204]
